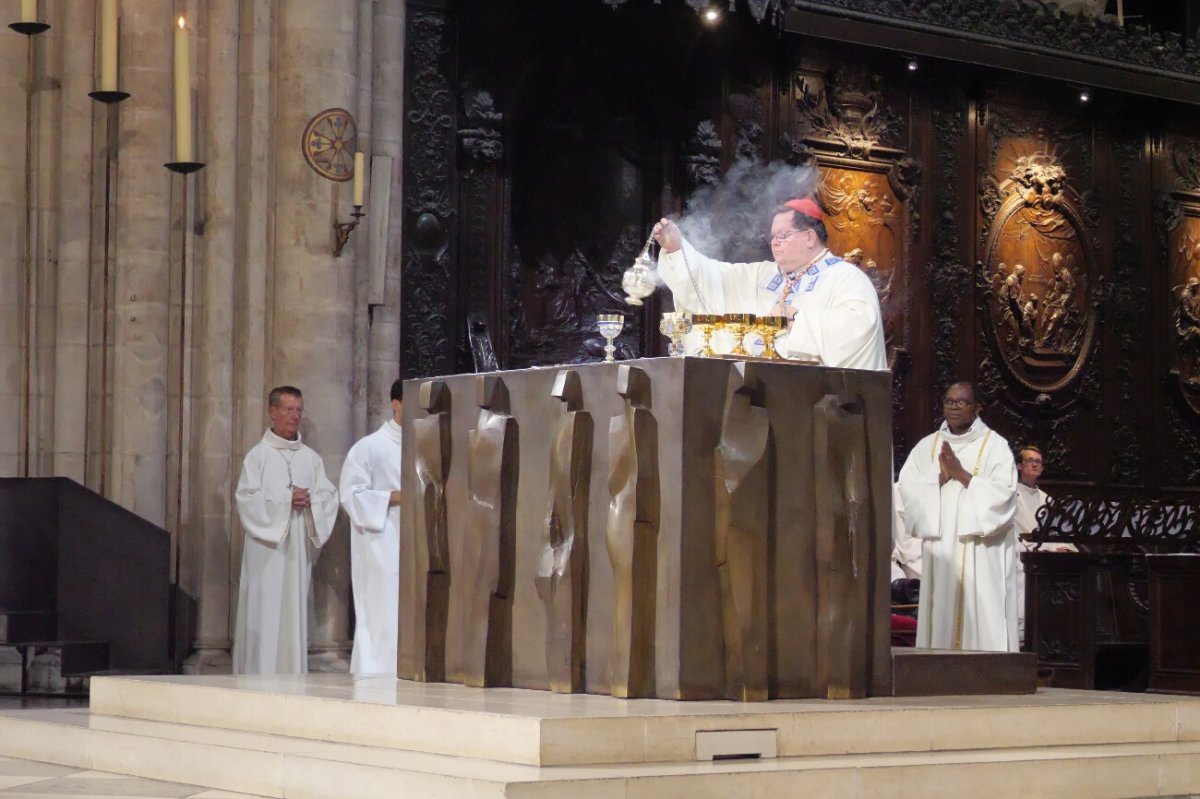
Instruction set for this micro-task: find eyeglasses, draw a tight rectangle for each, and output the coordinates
[942,397,975,409]
[769,230,801,245]
[1022,458,1043,466]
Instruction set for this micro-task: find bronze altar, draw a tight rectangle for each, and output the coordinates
[399,356,893,700]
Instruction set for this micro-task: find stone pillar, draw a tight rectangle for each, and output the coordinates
[0,24,34,476]
[107,0,174,527]
[273,0,358,671]
[182,0,240,675]
[367,0,405,430]
[50,0,98,483]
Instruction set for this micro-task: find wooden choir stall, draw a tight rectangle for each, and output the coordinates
[398,356,893,700]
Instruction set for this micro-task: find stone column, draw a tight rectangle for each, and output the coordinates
[273,0,358,671]
[50,0,98,483]
[182,0,240,675]
[107,0,174,527]
[367,0,405,431]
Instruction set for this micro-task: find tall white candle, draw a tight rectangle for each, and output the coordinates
[100,0,118,92]
[21,0,35,23]
[173,16,192,162]
[353,152,365,207]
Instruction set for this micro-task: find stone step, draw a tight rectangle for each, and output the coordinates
[2,704,1200,799]
[87,675,1200,768]
[0,610,57,644]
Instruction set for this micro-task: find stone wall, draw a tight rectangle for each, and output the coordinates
[0,0,407,673]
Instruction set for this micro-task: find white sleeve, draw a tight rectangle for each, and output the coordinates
[307,453,339,548]
[896,449,942,541]
[955,454,1017,541]
[656,239,770,315]
[339,440,391,534]
[235,448,293,545]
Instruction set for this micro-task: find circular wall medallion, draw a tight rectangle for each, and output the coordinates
[302,108,357,182]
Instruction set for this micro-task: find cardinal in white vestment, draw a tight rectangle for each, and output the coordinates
[339,380,404,675]
[233,386,338,674]
[897,382,1019,652]
[651,198,887,371]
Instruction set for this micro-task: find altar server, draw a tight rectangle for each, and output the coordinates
[340,380,404,675]
[897,382,1019,652]
[233,386,338,674]
[651,199,887,370]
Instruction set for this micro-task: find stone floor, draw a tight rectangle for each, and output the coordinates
[0,755,264,799]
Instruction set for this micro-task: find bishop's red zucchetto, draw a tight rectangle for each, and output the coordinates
[784,198,825,221]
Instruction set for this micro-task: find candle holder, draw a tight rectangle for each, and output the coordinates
[596,314,624,363]
[89,90,130,104]
[723,313,755,356]
[755,315,788,360]
[333,205,365,257]
[691,314,721,357]
[8,21,50,35]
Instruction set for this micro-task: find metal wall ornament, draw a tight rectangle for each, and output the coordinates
[980,149,1097,395]
[302,108,357,182]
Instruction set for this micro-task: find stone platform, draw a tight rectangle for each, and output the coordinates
[1,674,1200,798]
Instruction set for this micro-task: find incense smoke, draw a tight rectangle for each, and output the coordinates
[675,159,820,262]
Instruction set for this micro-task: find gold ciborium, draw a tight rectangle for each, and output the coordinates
[659,312,692,357]
[723,313,755,356]
[755,315,788,360]
[622,233,658,306]
[691,314,722,357]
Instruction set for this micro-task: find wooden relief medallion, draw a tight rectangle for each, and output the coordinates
[982,151,1095,392]
[1165,140,1200,415]
[302,108,357,182]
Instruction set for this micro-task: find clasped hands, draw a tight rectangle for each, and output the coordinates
[290,487,312,509]
[938,442,972,488]
[768,302,799,332]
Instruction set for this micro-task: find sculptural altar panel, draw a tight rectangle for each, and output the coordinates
[398,357,892,700]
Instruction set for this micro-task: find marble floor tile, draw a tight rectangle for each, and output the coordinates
[0,775,203,796]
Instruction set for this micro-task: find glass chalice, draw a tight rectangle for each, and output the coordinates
[596,313,625,363]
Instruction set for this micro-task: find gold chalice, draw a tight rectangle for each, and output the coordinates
[691,314,721,357]
[723,313,755,356]
[756,315,788,360]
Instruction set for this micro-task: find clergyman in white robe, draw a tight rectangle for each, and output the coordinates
[897,417,1019,652]
[340,418,403,675]
[233,429,338,674]
[656,240,888,370]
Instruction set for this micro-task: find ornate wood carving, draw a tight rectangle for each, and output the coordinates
[930,104,968,398]
[1108,134,1146,485]
[402,10,457,378]
[796,64,905,161]
[980,150,1096,393]
[410,380,452,682]
[605,364,659,698]
[789,0,1200,82]
[536,370,593,693]
[712,363,771,702]
[460,375,518,687]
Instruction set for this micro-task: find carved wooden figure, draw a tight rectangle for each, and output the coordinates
[605,365,659,698]
[410,380,452,682]
[813,394,874,700]
[535,370,594,693]
[460,375,518,687]
[712,363,772,701]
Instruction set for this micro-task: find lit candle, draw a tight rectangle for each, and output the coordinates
[353,151,365,207]
[21,0,35,22]
[100,0,118,92]
[173,16,192,162]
